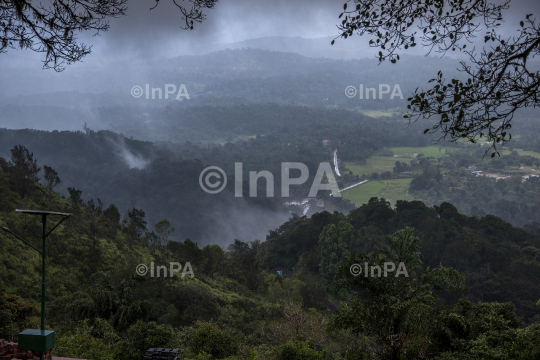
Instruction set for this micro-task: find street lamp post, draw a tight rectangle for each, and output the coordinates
[1,210,71,360]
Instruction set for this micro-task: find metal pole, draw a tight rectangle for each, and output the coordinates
[41,215,46,360]
[2,211,71,360]
[41,215,46,332]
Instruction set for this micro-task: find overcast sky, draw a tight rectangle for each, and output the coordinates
[1,0,540,68]
[83,0,540,58]
[86,0,345,59]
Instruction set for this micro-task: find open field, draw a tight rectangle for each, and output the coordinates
[516,149,540,159]
[390,146,457,158]
[340,146,458,208]
[338,145,540,209]
[340,178,414,207]
[342,146,456,177]
[343,156,408,176]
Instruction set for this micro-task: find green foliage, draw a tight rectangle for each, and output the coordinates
[43,165,61,192]
[103,203,121,234]
[318,221,353,280]
[408,148,540,228]
[330,227,467,359]
[0,282,10,338]
[125,321,177,360]
[431,299,540,360]
[264,276,306,304]
[0,280,38,340]
[277,341,328,360]
[202,244,225,279]
[9,145,40,197]
[155,219,175,247]
[188,323,238,359]
[0,115,432,241]
[67,271,152,332]
[264,198,540,323]
[55,319,120,360]
[2,140,540,359]
[126,207,148,237]
[224,240,265,291]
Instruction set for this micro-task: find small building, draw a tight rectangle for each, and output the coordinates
[322,140,330,146]
[466,165,477,171]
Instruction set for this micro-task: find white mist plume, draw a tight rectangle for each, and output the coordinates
[108,137,151,169]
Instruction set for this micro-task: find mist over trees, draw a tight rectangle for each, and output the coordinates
[2,1,540,359]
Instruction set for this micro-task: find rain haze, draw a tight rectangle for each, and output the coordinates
[1,2,540,352]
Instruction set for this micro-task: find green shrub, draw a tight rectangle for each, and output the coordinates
[55,320,114,360]
[189,323,238,359]
[278,341,328,360]
[126,321,177,359]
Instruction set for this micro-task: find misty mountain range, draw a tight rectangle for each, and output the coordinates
[1,35,539,244]
[0,39,467,137]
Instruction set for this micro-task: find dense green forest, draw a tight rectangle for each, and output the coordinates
[0,111,439,244]
[2,110,539,244]
[397,146,540,229]
[1,147,539,359]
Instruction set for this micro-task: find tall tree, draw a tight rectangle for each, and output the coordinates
[67,187,83,210]
[155,219,175,247]
[43,165,61,191]
[318,221,354,281]
[330,227,467,360]
[202,244,225,279]
[103,203,121,235]
[10,145,40,197]
[127,207,147,237]
[43,165,61,206]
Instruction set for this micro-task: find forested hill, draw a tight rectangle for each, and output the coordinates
[0,49,463,96]
[0,50,466,134]
[1,156,539,359]
[261,198,540,324]
[0,102,431,143]
[0,113,440,244]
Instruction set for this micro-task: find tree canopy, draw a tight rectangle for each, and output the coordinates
[0,0,218,71]
[336,0,540,156]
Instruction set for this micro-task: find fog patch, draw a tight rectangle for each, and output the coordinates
[108,137,151,169]
[199,198,291,248]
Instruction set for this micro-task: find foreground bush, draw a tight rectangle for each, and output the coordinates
[188,323,238,359]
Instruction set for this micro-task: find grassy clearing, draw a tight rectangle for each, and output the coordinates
[341,178,413,207]
[343,146,455,176]
[515,149,540,159]
[339,145,540,208]
[477,148,540,158]
[340,146,455,208]
[343,156,410,176]
[390,146,457,158]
